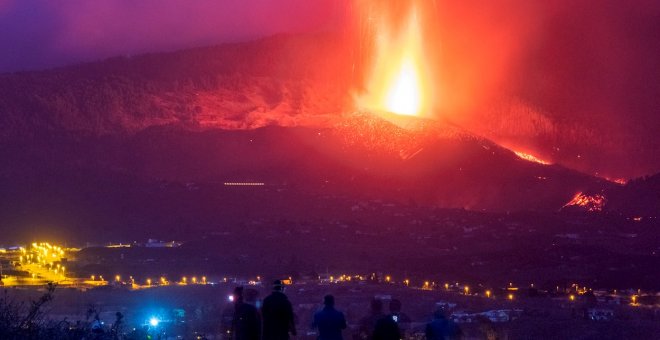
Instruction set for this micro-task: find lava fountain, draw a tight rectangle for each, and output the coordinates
[356,3,435,124]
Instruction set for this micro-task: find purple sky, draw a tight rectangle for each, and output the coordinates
[0,0,346,72]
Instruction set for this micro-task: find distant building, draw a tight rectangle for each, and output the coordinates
[374,294,392,301]
[450,311,475,323]
[450,309,521,323]
[435,301,458,310]
[587,308,614,321]
[482,310,510,323]
[145,239,182,248]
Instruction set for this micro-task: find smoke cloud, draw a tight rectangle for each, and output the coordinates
[427,0,659,177]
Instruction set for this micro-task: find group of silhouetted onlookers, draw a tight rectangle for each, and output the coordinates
[231,280,297,340]
[230,280,461,340]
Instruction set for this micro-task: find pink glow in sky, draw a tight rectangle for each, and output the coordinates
[0,0,347,72]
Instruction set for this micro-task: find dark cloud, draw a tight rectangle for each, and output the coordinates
[0,0,346,72]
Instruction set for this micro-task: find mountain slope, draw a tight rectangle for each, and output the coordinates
[0,34,350,138]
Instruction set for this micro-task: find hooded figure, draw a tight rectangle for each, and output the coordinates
[262,280,296,340]
[232,286,261,340]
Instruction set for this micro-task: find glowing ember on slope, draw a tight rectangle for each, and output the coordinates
[356,4,432,120]
[513,151,551,165]
[604,177,627,185]
[562,192,606,212]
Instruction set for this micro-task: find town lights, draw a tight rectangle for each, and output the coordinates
[508,294,514,300]
[464,286,469,295]
[570,294,575,301]
[149,317,160,327]
[485,290,491,298]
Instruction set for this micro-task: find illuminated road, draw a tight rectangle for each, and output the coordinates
[8,242,73,285]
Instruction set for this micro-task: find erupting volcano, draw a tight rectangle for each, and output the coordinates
[0,1,658,339]
[0,0,655,230]
[356,3,433,122]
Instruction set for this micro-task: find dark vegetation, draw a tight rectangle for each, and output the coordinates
[0,284,126,339]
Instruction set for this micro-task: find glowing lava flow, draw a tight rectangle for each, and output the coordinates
[562,192,606,212]
[357,5,431,119]
[513,151,551,165]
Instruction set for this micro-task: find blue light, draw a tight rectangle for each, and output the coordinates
[149,317,160,327]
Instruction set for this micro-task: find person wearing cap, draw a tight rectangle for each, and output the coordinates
[313,294,347,340]
[262,280,297,339]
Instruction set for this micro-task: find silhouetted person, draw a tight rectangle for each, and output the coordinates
[372,313,400,340]
[313,295,347,340]
[388,299,411,336]
[425,309,461,340]
[262,280,297,340]
[244,288,261,309]
[357,298,385,339]
[476,315,496,340]
[232,286,261,340]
